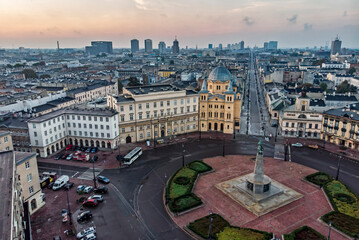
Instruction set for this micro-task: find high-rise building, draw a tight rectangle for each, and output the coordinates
[172,37,179,55]
[240,41,245,50]
[268,41,278,50]
[144,39,153,52]
[331,36,342,56]
[85,41,113,55]
[131,39,139,52]
[218,44,223,50]
[208,44,213,49]
[158,41,166,54]
[227,44,231,50]
[264,42,269,50]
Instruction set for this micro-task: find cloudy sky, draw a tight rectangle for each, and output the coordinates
[0,0,358,49]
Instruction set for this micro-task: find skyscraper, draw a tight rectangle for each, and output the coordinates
[172,37,179,55]
[240,41,245,50]
[85,41,113,55]
[144,39,153,52]
[264,42,269,50]
[218,44,223,50]
[268,41,278,50]
[208,44,213,49]
[158,41,166,54]
[331,36,342,56]
[131,39,139,52]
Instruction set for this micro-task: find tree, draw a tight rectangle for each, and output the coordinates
[336,80,357,93]
[319,82,328,92]
[169,60,174,65]
[127,77,141,86]
[22,69,38,79]
[347,66,356,75]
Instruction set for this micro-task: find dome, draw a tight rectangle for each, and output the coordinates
[208,66,231,82]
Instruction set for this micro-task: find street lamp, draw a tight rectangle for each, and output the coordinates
[335,155,342,181]
[66,190,72,225]
[182,143,185,167]
[92,159,97,188]
[208,210,213,240]
[222,135,225,157]
[328,221,332,240]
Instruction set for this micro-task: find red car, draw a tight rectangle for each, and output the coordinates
[82,199,98,207]
[65,145,73,150]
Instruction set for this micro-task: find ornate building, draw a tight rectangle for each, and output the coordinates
[199,66,242,134]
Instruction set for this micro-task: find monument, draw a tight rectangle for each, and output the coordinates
[216,141,303,216]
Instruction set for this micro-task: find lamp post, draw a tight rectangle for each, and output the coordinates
[182,143,185,167]
[222,135,225,157]
[208,210,213,240]
[327,221,332,240]
[92,159,97,188]
[323,133,326,149]
[335,155,342,181]
[66,190,72,225]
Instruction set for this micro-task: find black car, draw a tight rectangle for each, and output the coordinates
[55,155,62,160]
[71,146,77,151]
[61,154,67,159]
[94,186,108,194]
[63,182,74,190]
[97,176,110,184]
[77,211,92,222]
[90,155,98,163]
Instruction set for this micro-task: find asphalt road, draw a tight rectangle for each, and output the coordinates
[38,161,89,178]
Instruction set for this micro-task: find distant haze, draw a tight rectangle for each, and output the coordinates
[0,0,358,49]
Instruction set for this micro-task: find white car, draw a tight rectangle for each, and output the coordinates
[84,186,93,193]
[77,227,96,239]
[81,233,96,240]
[88,195,103,202]
[76,185,87,193]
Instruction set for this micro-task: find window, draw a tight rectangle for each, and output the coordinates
[46,139,49,144]
[83,116,86,120]
[167,109,171,116]
[34,132,37,137]
[174,100,177,106]
[187,98,190,104]
[122,128,125,133]
[120,106,124,112]
[153,102,157,108]
[101,133,104,137]
[181,99,184,105]
[84,123,87,128]
[107,133,110,138]
[140,133,143,139]
[285,122,289,127]
[100,117,103,122]
[32,124,36,128]
[121,115,125,122]
[95,132,99,137]
[72,116,75,120]
[147,132,151,137]
[79,131,82,136]
[174,108,177,114]
[315,124,318,129]
[131,126,134,131]
[138,104,142,110]
[129,105,133,111]
[160,101,164,107]
[78,123,82,128]
[146,103,150,109]
[94,117,97,121]
[167,100,170,106]
[309,124,312,129]
[89,116,92,121]
[193,105,196,112]
[146,113,150,119]
[106,117,109,122]
[25,161,30,169]
[106,125,110,130]
[100,125,104,130]
[29,186,34,194]
[154,111,157,117]
[130,115,134,121]
[77,116,80,120]
[89,124,93,129]
[291,123,295,128]
[35,140,39,145]
[193,97,196,103]
[187,106,190,112]
[27,173,32,182]
[90,132,93,137]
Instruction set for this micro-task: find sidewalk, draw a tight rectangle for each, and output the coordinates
[284,137,359,162]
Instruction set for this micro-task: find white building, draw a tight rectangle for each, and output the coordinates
[28,108,119,157]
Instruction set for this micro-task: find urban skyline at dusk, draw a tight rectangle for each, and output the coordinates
[0,0,358,49]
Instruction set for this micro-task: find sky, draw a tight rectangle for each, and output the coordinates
[0,0,358,49]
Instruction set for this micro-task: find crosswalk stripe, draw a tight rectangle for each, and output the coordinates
[77,168,103,180]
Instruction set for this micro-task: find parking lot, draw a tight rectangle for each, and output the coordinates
[31,177,111,240]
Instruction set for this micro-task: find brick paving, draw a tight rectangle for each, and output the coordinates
[171,155,349,239]
[31,178,94,240]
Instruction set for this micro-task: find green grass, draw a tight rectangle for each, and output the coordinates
[168,167,197,199]
[188,161,213,173]
[322,211,359,238]
[168,193,202,213]
[305,172,333,186]
[283,226,326,240]
[188,214,230,239]
[216,227,268,240]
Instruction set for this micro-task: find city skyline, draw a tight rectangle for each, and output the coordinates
[0,0,358,49]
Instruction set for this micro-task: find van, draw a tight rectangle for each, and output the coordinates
[53,175,70,190]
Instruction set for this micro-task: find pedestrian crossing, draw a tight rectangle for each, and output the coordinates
[77,168,103,180]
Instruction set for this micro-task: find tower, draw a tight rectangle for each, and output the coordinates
[131,39,139,52]
[144,39,153,52]
[331,36,341,56]
[172,37,179,55]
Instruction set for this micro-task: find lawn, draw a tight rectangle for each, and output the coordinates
[216,227,272,240]
[322,211,359,238]
[305,172,333,186]
[188,214,230,239]
[283,226,326,240]
[168,193,202,213]
[188,161,213,173]
[167,167,198,199]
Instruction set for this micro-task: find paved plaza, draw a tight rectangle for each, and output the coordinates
[171,155,349,239]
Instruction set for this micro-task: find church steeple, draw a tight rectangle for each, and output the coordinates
[225,77,235,94]
[199,77,208,93]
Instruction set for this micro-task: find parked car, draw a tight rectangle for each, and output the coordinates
[47,181,54,189]
[84,186,93,193]
[77,211,92,222]
[91,147,98,153]
[88,195,103,202]
[80,233,96,240]
[94,186,108,194]
[53,236,61,240]
[63,182,74,190]
[77,227,96,239]
[308,144,319,150]
[77,197,87,204]
[65,145,73,150]
[291,143,303,148]
[66,154,73,160]
[53,175,70,191]
[97,176,110,184]
[61,154,67,159]
[77,185,87,193]
[83,199,98,207]
[85,147,92,153]
[71,146,77,151]
[55,155,62,160]
[90,155,98,163]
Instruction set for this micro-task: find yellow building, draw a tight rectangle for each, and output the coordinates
[199,66,242,134]
[158,69,176,78]
[0,131,13,151]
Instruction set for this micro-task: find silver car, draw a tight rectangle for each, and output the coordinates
[77,226,96,239]
[88,195,103,202]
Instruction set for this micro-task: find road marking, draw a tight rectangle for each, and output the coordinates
[329,166,359,179]
[77,168,103,180]
[72,172,79,178]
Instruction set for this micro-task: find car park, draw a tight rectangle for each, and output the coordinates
[97,176,110,184]
[291,143,303,148]
[77,211,92,222]
[84,186,93,193]
[88,195,103,202]
[83,199,98,207]
[80,233,96,240]
[77,185,87,193]
[66,154,73,160]
[63,182,74,190]
[94,186,108,194]
[91,147,98,153]
[76,226,96,239]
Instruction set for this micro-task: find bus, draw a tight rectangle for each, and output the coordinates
[123,147,142,165]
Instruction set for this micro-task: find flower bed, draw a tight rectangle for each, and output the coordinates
[324,180,359,218]
[216,226,272,240]
[188,214,230,239]
[322,211,359,238]
[188,161,213,173]
[305,172,333,186]
[168,193,202,213]
[167,167,198,200]
[283,225,326,240]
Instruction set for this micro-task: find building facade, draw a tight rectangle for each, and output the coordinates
[144,39,153,52]
[331,37,342,56]
[158,41,166,55]
[107,85,199,144]
[0,131,13,151]
[172,38,179,55]
[322,103,359,150]
[28,108,119,157]
[199,66,242,134]
[131,39,139,53]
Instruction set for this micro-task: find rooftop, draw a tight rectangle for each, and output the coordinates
[15,151,36,165]
[125,84,182,95]
[325,95,358,101]
[324,103,359,121]
[208,66,231,82]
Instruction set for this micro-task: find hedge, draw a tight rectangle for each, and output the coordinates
[188,214,230,239]
[166,167,198,200]
[321,211,359,238]
[283,225,326,240]
[188,161,213,173]
[216,226,272,240]
[168,193,203,213]
[305,172,333,186]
